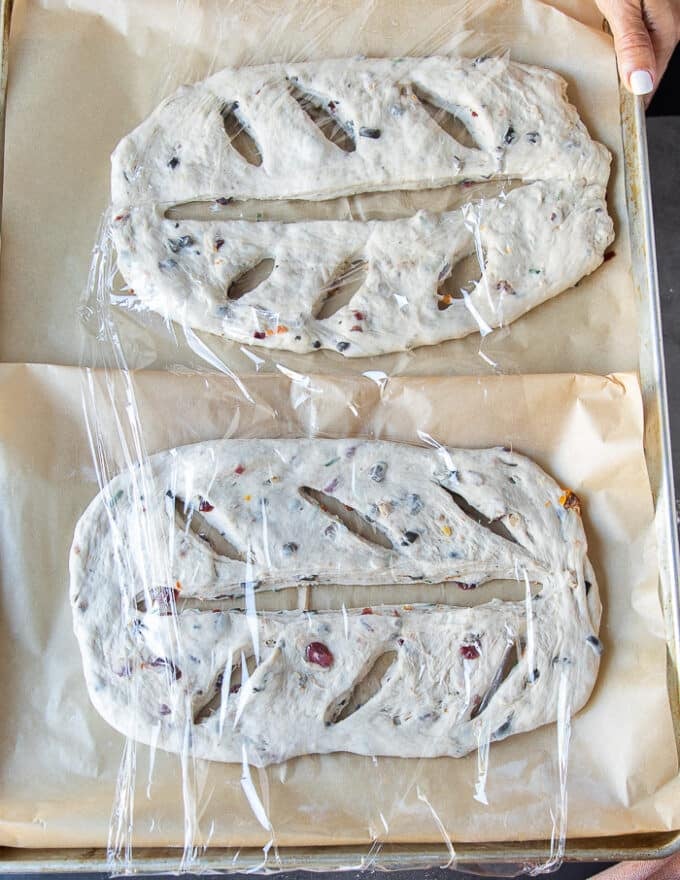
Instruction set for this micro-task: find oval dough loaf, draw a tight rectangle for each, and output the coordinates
[110,55,614,356]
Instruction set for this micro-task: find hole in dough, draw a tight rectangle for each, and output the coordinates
[148,578,544,617]
[314,258,369,319]
[307,581,543,612]
[299,486,395,551]
[221,102,263,167]
[411,85,479,150]
[194,653,257,723]
[134,587,177,615]
[437,252,483,309]
[436,484,519,545]
[164,181,523,224]
[287,81,356,153]
[227,258,275,301]
[470,638,522,719]
[325,651,398,724]
[174,495,247,561]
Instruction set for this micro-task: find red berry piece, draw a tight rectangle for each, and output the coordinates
[198,498,214,512]
[460,644,480,660]
[234,464,245,475]
[305,641,334,668]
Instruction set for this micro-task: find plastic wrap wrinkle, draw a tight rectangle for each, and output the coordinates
[0,364,677,851]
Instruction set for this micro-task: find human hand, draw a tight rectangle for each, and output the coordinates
[593,851,680,878]
[594,0,680,100]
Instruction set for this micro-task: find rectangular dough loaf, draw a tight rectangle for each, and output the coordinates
[70,439,602,765]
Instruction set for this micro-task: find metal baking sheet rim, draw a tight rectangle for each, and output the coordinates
[0,3,678,870]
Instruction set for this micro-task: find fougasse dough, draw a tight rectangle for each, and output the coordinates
[109,55,614,357]
[113,180,612,356]
[70,439,602,765]
[111,56,610,206]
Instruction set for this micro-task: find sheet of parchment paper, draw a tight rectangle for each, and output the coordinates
[0,363,677,849]
[1,0,637,378]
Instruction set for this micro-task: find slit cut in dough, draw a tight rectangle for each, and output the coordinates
[110,55,614,356]
[70,439,602,766]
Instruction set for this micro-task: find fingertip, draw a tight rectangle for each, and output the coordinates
[628,69,654,95]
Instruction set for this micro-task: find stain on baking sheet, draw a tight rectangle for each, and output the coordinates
[411,84,479,150]
[325,651,398,724]
[163,179,523,224]
[174,495,247,561]
[314,258,369,319]
[287,80,356,153]
[299,486,394,551]
[221,102,263,167]
[227,258,275,301]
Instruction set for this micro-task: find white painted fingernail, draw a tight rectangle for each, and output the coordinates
[629,69,653,95]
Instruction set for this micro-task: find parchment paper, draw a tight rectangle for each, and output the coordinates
[2,0,637,378]
[0,363,677,849]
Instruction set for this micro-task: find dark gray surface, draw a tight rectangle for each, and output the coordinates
[649,116,680,501]
[3,120,678,880]
[648,46,680,117]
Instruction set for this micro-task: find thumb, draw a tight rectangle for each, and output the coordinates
[606,0,657,94]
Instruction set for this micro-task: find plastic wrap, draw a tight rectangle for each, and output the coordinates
[70,366,669,876]
[3,0,664,874]
[1,366,677,866]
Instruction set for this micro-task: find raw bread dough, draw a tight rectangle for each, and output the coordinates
[111,55,610,206]
[70,439,601,765]
[110,55,613,355]
[113,180,612,356]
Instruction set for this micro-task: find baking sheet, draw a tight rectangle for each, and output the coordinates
[0,363,677,849]
[1,0,679,859]
[3,0,637,378]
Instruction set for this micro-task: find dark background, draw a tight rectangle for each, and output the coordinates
[648,45,679,115]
